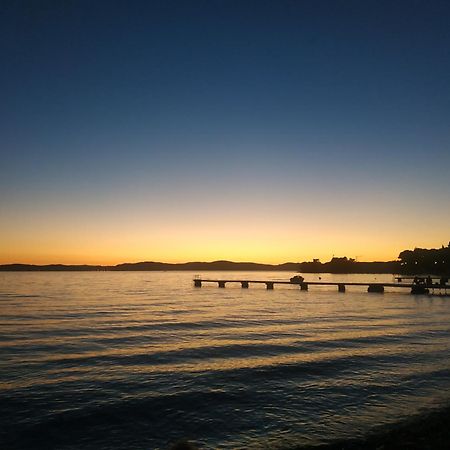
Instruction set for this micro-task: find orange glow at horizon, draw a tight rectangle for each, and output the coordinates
[1,217,448,265]
[2,178,449,266]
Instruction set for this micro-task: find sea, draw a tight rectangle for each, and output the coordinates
[1,271,450,450]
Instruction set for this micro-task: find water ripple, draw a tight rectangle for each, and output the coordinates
[1,272,450,449]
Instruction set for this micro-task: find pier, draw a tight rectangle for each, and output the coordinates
[193,278,450,295]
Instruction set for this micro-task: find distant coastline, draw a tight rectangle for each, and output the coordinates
[0,259,399,273]
[2,243,449,274]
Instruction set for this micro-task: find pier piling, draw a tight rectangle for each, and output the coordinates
[368,284,384,293]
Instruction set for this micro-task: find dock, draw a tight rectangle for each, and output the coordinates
[193,278,450,295]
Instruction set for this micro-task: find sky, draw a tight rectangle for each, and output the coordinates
[1,0,450,265]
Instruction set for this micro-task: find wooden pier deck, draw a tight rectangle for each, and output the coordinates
[193,278,450,295]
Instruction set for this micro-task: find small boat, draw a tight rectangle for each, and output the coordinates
[290,275,305,284]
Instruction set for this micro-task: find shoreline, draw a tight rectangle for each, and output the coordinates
[289,404,450,450]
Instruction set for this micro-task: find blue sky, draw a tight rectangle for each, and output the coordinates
[1,0,450,263]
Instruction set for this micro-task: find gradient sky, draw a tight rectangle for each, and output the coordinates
[1,0,450,264]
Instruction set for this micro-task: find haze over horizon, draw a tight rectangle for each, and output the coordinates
[1,1,450,265]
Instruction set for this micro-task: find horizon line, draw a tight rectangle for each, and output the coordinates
[0,258,399,267]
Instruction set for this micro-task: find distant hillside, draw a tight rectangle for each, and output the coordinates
[112,260,301,271]
[8,243,450,273]
[0,261,300,272]
[0,259,399,273]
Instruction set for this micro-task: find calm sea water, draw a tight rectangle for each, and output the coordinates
[1,271,450,449]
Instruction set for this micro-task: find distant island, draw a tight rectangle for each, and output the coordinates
[2,243,449,274]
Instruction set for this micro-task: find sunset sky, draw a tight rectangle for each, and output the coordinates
[1,0,450,265]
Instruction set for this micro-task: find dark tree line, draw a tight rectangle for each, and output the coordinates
[398,243,450,275]
[299,257,399,274]
[299,243,450,275]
